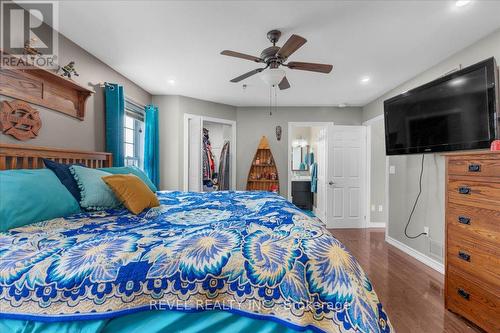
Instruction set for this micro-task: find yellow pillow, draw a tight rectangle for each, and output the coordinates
[102,174,160,214]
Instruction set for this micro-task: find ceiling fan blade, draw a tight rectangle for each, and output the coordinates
[278,76,290,90]
[221,50,263,63]
[287,61,333,73]
[230,68,264,83]
[276,34,307,59]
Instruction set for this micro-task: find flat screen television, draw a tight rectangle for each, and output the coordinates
[384,57,499,155]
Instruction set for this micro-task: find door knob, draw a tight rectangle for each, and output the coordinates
[328,181,334,185]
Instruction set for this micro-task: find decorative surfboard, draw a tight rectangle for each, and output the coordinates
[246,136,279,193]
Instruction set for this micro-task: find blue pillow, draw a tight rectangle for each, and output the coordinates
[99,166,157,192]
[70,165,121,211]
[43,158,84,202]
[0,169,81,231]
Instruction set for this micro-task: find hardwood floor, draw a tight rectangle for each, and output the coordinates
[329,228,483,333]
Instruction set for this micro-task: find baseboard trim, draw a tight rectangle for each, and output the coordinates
[385,235,444,274]
[312,207,326,222]
[328,225,365,229]
[367,222,386,228]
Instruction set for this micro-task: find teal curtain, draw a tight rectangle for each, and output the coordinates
[105,83,125,167]
[144,105,159,188]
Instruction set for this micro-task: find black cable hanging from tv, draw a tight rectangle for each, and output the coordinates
[404,154,427,239]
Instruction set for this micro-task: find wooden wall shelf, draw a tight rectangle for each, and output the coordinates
[246,136,280,193]
[0,51,94,120]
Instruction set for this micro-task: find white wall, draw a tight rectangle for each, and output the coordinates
[153,95,236,190]
[236,106,363,196]
[362,28,500,265]
[0,34,151,151]
[365,117,387,224]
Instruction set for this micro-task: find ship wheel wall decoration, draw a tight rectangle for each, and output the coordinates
[0,100,42,141]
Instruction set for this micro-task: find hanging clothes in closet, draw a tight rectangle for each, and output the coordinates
[218,141,230,190]
[202,128,216,191]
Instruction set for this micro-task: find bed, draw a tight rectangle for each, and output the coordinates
[0,144,392,333]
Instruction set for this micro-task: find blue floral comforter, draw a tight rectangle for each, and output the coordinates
[0,191,392,333]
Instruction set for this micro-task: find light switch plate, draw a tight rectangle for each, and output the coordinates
[389,165,396,174]
[378,205,383,212]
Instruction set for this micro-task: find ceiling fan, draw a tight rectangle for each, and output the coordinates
[221,29,333,90]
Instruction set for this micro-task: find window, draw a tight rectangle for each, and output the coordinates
[124,99,145,169]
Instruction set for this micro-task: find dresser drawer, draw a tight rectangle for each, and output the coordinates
[447,233,500,292]
[448,177,500,211]
[446,268,500,333]
[447,203,500,246]
[448,158,500,178]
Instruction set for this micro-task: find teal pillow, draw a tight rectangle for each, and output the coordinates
[70,166,121,211]
[0,169,80,231]
[99,166,157,192]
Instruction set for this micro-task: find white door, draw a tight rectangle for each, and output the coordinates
[326,125,366,228]
[185,115,202,192]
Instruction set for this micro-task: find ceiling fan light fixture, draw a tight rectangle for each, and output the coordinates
[260,68,286,87]
[455,0,471,7]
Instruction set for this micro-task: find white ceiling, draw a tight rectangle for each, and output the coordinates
[56,1,500,107]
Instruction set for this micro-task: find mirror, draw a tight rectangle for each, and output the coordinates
[292,145,309,171]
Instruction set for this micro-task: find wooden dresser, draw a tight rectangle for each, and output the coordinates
[445,151,500,332]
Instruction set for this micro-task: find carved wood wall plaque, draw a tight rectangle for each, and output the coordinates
[0,100,42,141]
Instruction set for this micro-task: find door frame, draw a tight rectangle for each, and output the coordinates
[183,114,237,192]
[362,114,387,228]
[287,121,333,222]
[326,125,368,229]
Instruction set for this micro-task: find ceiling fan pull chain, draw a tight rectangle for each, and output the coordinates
[274,85,278,116]
[269,86,272,116]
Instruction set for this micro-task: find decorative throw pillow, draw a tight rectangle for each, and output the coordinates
[43,158,84,202]
[0,169,80,231]
[100,166,157,192]
[70,165,121,211]
[102,174,160,214]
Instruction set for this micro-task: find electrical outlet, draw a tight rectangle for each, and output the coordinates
[423,226,430,236]
[378,205,383,212]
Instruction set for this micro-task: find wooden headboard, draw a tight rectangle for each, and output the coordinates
[0,143,112,170]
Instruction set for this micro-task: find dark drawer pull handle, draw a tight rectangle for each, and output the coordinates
[457,288,470,300]
[468,164,481,172]
[458,216,471,225]
[458,251,471,262]
[458,186,471,195]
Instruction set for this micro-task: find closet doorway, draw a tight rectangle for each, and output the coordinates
[183,114,236,192]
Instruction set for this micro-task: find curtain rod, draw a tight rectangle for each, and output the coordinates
[97,81,148,109]
[125,97,146,110]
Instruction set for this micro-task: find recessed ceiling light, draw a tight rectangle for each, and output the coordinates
[455,0,471,7]
[361,76,370,84]
[168,79,176,85]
